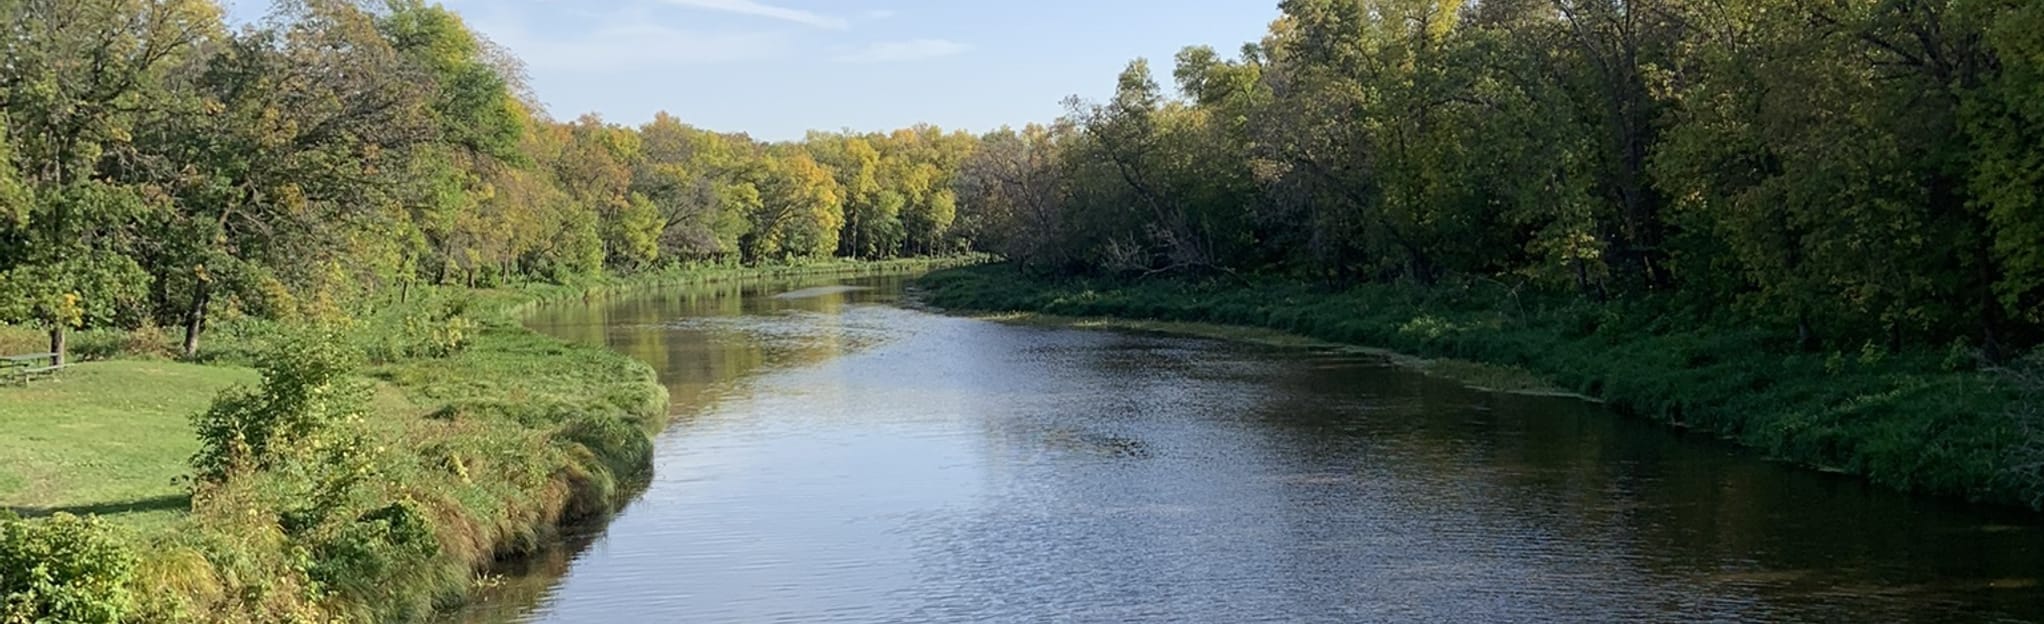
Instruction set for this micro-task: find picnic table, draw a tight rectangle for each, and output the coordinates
[2,353,64,385]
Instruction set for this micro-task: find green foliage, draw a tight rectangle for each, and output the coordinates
[15,0,2028,367]
[381,1,526,162]
[191,328,368,483]
[552,413,656,518]
[0,183,158,331]
[359,295,479,363]
[608,194,665,270]
[0,514,138,624]
[948,0,2044,357]
[0,0,981,362]
[301,501,440,622]
[751,151,846,261]
[1965,0,2044,318]
[1997,351,2044,508]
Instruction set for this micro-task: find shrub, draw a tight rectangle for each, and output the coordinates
[306,502,443,622]
[191,328,368,483]
[361,296,479,364]
[1998,351,2044,508]
[0,324,45,355]
[69,324,175,361]
[0,514,138,624]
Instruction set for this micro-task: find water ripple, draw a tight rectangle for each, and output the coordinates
[461,277,2044,624]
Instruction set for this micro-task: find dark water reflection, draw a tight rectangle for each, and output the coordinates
[448,274,2044,623]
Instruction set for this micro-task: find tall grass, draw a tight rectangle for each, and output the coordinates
[107,287,669,622]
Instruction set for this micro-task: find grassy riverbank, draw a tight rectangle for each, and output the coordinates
[917,264,2036,508]
[0,257,978,623]
[0,362,256,530]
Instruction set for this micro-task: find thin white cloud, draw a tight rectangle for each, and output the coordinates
[834,39,969,64]
[656,0,849,30]
[864,9,897,20]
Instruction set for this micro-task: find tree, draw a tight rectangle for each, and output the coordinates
[1548,0,1686,288]
[140,0,438,355]
[637,114,739,261]
[380,0,531,288]
[749,151,843,261]
[1064,59,1214,274]
[955,124,1073,267]
[807,132,899,258]
[0,0,219,360]
[1963,0,2044,339]
[556,115,661,271]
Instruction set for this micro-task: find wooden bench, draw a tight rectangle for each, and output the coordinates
[2,353,64,385]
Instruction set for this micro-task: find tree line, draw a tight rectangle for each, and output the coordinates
[0,0,984,361]
[7,0,2040,363]
[955,0,2043,358]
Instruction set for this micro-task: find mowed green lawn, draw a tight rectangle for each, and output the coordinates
[0,361,257,528]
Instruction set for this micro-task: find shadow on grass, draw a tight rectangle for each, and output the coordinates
[6,494,190,519]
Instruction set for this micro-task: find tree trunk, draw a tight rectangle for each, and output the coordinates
[182,286,210,360]
[48,327,64,367]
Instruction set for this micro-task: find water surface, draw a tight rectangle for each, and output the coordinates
[451,274,2044,623]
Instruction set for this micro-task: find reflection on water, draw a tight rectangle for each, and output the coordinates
[449,274,2044,623]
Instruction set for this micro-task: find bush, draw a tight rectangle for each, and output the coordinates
[0,514,138,624]
[187,316,283,365]
[70,324,175,361]
[1998,352,2044,508]
[306,502,443,622]
[360,296,478,364]
[191,328,368,483]
[0,325,45,355]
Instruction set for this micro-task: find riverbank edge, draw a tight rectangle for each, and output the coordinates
[2,257,985,623]
[495,256,992,318]
[951,311,1590,400]
[400,257,990,601]
[913,264,2031,509]
[336,256,993,621]
[407,257,988,605]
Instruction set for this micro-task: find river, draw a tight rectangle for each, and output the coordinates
[448,273,2044,623]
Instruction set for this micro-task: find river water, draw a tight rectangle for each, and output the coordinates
[449,273,2044,623]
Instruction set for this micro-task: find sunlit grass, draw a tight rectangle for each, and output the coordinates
[0,361,255,529]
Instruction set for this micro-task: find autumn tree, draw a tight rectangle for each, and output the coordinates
[0,0,219,361]
[748,150,843,261]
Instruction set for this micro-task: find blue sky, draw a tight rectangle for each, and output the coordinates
[221,0,1278,141]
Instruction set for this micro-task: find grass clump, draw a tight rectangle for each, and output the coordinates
[918,264,2031,507]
